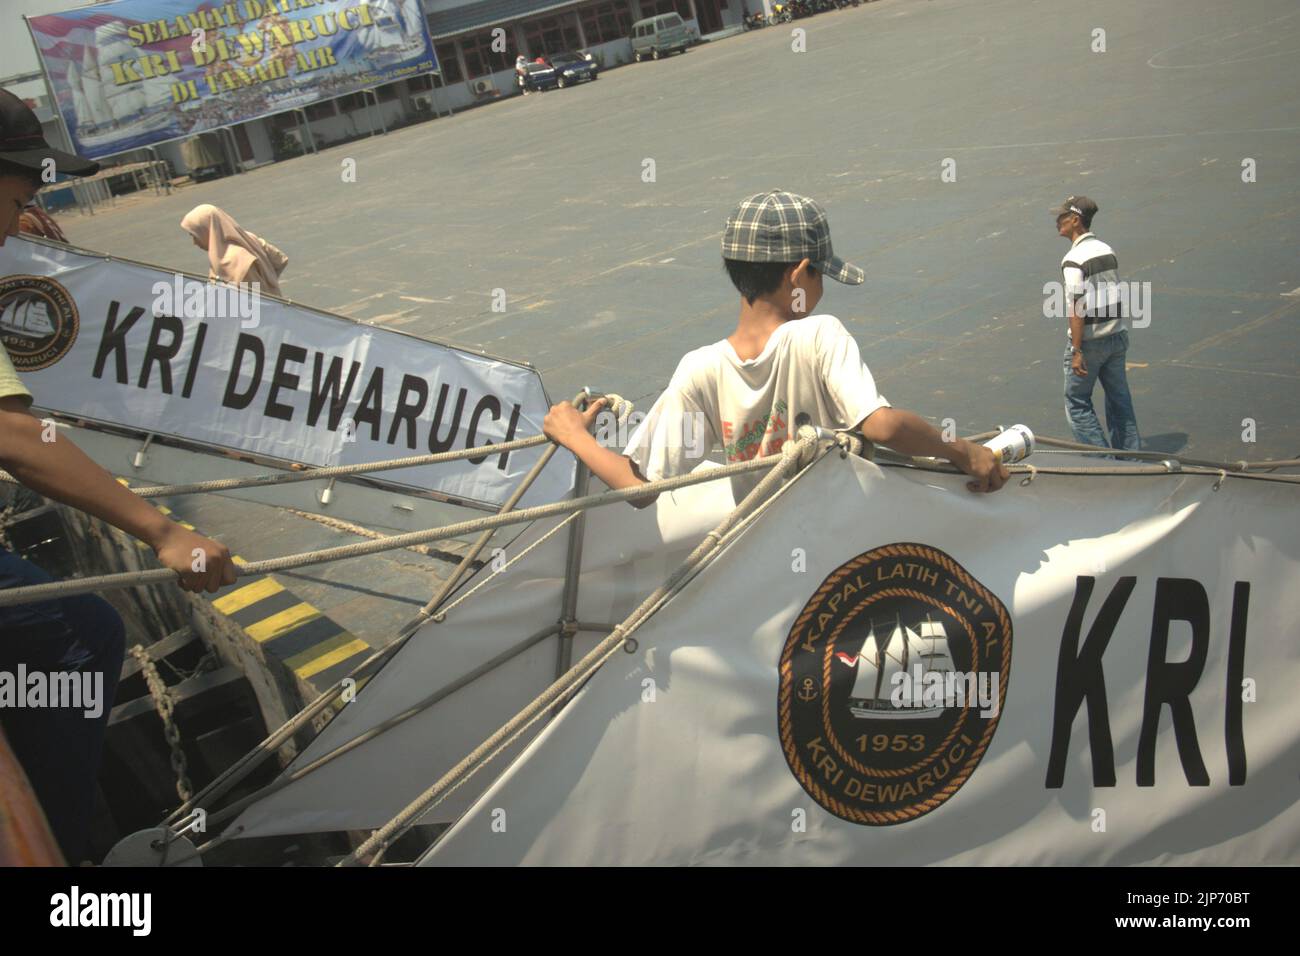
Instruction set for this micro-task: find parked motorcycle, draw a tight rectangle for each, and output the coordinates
[743,11,767,28]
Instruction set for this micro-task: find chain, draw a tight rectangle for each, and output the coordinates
[157,645,218,684]
[129,644,194,803]
[0,500,14,552]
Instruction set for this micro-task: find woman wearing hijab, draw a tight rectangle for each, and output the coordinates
[180,203,288,296]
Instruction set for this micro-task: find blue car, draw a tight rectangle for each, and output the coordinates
[519,61,560,93]
[548,51,599,88]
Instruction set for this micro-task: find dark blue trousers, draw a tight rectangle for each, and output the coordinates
[0,547,124,862]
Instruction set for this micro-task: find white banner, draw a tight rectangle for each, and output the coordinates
[0,237,573,508]
[225,449,1300,864]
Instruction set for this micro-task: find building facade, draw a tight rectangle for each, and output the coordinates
[30,0,748,184]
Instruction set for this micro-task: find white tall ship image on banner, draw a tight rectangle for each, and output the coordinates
[354,0,431,66]
[66,22,174,152]
[837,615,956,719]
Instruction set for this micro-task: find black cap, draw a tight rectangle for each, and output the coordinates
[1050,194,1098,221]
[0,88,99,178]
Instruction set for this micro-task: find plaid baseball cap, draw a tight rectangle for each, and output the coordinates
[722,191,864,284]
[1050,195,1098,220]
[0,88,99,178]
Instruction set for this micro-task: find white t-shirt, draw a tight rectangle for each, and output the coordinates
[1061,233,1126,341]
[622,314,890,496]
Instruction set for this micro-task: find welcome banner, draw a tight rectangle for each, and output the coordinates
[28,0,437,159]
[0,237,573,509]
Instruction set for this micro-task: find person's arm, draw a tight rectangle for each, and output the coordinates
[0,397,235,592]
[1063,263,1088,377]
[814,316,1006,492]
[1068,306,1087,377]
[543,398,659,507]
[858,407,1008,493]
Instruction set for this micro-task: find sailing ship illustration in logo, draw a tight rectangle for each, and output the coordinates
[0,276,79,371]
[834,614,955,719]
[0,296,57,338]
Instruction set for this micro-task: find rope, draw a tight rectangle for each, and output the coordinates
[1029,435,1300,471]
[366,629,622,867]
[284,508,477,562]
[0,432,551,499]
[2,429,1292,503]
[0,453,783,609]
[877,455,1300,485]
[341,429,823,866]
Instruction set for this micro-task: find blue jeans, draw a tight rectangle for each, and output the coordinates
[1064,330,1142,450]
[0,548,124,862]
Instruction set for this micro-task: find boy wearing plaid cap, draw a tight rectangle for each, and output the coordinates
[544,191,1007,501]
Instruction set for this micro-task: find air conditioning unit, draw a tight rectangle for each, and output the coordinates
[471,78,496,96]
[412,94,433,113]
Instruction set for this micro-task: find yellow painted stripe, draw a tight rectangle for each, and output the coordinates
[246,603,321,643]
[157,505,172,515]
[211,577,283,614]
[289,635,370,679]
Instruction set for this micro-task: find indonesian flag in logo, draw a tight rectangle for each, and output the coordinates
[834,652,858,667]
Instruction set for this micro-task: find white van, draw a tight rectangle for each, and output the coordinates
[629,13,692,62]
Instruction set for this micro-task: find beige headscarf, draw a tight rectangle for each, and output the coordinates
[180,204,288,296]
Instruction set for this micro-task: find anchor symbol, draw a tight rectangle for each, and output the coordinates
[797,678,818,702]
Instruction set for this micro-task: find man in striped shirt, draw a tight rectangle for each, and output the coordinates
[1054,195,1142,450]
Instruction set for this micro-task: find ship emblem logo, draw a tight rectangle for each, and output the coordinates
[778,543,1013,825]
[0,275,79,371]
